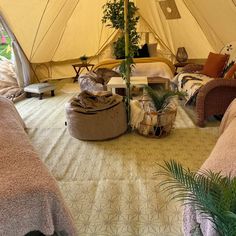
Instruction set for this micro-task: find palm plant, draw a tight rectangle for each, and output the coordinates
[144,85,184,111]
[102,0,140,129]
[156,160,236,236]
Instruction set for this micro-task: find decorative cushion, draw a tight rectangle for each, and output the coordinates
[202,52,229,77]
[147,43,158,57]
[135,44,150,58]
[224,63,236,79]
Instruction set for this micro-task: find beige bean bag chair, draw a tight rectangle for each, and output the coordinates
[65,91,127,140]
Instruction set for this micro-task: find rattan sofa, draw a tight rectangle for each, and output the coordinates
[196,78,236,126]
[176,42,236,127]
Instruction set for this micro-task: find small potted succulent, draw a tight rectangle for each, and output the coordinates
[80,55,88,64]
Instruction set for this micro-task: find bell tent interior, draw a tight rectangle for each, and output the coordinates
[1,0,236,235]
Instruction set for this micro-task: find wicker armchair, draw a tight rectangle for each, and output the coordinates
[196,78,236,127]
[176,42,236,127]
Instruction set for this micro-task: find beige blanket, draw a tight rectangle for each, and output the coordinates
[0,97,76,236]
[0,60,23,100]
[183,98,236,236]
[70,90,123,113]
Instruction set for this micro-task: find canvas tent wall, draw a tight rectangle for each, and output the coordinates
[0,0,236,81]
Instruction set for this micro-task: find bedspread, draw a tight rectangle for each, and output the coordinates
[183,98,236,236]
[0,97,76,236]
[94,57,175,80]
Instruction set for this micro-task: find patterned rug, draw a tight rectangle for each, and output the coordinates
[15,85,218,235]
[60,83,81,94]
[27,128,218,236]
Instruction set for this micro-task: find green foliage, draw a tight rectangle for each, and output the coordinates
[144,86,184,111]
[79,55,88,61]
[0,36,12,60]
[156,160,236,236]
[102,0,140,58]
[119,57,135,78]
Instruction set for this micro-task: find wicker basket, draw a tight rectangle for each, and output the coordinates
[137,95,177,138]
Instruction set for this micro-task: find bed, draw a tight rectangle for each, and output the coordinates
[183,99,236,235]
[0,97,76,236]
[93,57,175,80]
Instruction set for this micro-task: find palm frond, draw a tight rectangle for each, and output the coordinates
[144,86,184,111]
[156,160,236,235]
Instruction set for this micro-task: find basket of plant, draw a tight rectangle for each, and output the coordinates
[137,86,182,138]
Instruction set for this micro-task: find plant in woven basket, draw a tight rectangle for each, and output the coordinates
[156,160,236,236]
[137,86,185,137]
[144,85,183,111]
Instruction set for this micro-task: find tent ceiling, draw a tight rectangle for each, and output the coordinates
[0,0,235,65]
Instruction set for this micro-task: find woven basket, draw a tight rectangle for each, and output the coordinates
[137,95,177,138]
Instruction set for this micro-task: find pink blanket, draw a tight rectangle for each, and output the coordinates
[0,97,76,236]
[183,98,236,235]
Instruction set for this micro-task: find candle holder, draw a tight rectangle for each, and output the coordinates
[176,47,188,63]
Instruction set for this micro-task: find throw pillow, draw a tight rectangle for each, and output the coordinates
[224,63,236,79]
[202,52,229,77]
[134,44,150,58]
[147,43,158,57]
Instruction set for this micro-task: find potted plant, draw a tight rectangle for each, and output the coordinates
[138,86,183,137]
[102,0,140,129]
[102,0,140,59]
[156,160,236,235]
[80,55,88,64]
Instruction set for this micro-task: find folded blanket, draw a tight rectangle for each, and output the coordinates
[79,68,120,92]
[0,60,24,100]
[70,90,123,113]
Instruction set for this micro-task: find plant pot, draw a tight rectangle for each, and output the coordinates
[81,60,87,65]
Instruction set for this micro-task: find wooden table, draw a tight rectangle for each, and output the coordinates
[107,76,148,93]
[147,76,170,90]
[72,63,94,82]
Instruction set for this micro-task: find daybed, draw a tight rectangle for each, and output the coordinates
[0,97,76,236]
[93,57,175,79]
[79,57,175,92]
[174,42,236,127]
[183,98,236,235]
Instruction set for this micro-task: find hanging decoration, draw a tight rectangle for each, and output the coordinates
[157,0,181,20]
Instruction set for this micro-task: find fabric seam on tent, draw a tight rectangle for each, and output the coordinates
[29,0,50,60]
[30,0,70,61]
[182,0,224,47]
[137,11,175,57]
[50,0,81,62]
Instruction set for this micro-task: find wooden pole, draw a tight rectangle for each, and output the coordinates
[124,0,131,128]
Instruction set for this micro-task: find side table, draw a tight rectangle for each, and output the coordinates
[72,63,94,82]
[174,62,189,75]
[147,76,169,90]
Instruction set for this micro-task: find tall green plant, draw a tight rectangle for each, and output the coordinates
[102,0,140,129]
[156,160,236,236]
[102,0,140,58]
